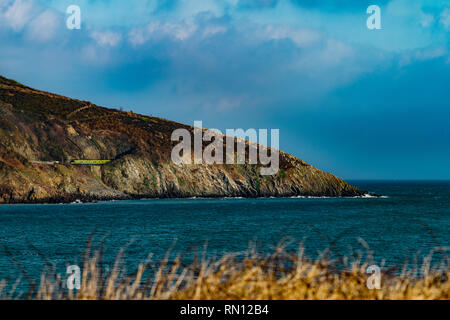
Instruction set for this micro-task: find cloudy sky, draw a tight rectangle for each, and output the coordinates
[1,0,449,179]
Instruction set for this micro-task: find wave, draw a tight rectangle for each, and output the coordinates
[289,193,387,199]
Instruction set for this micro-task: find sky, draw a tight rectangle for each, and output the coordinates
[0,0,449,180]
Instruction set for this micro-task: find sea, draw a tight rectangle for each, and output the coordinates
[0,181,449,291]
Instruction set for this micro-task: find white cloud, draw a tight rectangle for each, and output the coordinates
[419,12,434,27]
[202,24,227,38]
[0,0,33,31]
[440,8,450,29]
[262,25,320,48]
[170,0,224,21]
[321,39,354,64]
[293,38,355,72]
[414,47,447,61]
[80,45,97,63]
[128,19,198,45]
[399,47,448,66]
[91,31,122,47]
[27,10,59,42]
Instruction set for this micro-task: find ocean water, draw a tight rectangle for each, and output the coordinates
[0,181,449,287]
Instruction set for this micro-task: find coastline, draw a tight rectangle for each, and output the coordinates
[0,191,381,205]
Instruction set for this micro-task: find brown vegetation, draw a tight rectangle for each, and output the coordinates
[1,241,448,300]
[0,75,365,203]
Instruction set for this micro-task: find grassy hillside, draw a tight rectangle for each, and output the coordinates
[0,75,365,203]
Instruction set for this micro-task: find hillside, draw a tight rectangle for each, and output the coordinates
[0,76,366,203]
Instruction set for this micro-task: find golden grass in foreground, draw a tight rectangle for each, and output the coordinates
[1,242,449,300]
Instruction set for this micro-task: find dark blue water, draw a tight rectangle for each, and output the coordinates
[0,181,449,287]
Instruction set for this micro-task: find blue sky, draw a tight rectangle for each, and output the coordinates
[0,0,449,179]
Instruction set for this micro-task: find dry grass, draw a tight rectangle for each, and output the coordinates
[1,240,449,300]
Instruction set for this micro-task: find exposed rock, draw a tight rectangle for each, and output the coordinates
[0,75,366,204]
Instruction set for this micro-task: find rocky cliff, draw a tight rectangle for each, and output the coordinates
[0,76,366,203]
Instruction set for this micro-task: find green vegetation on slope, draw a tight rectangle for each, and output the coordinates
[0,75,366,203]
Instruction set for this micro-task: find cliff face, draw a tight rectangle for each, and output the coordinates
[0,76,365,203]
